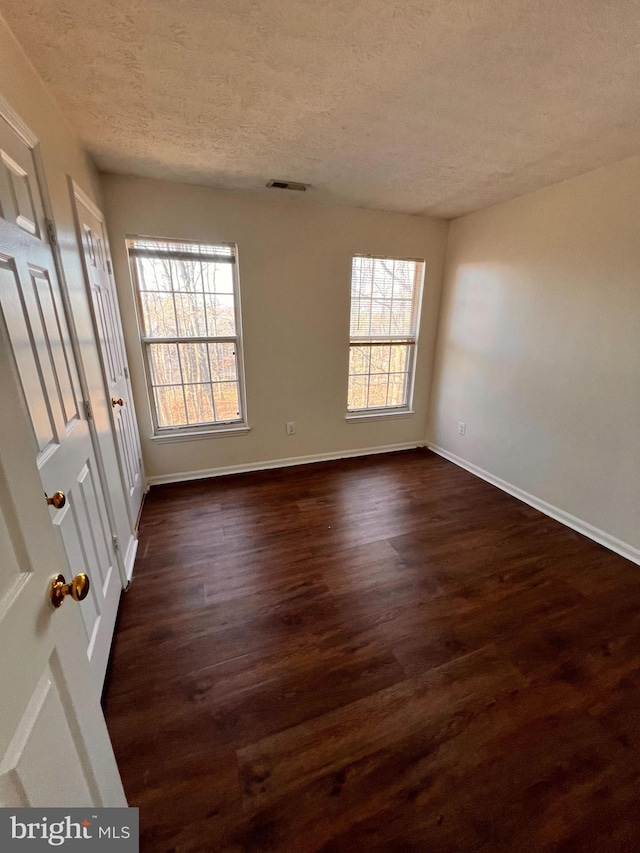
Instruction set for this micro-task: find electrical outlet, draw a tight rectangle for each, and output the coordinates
[458,421,466,436]
[286,422,296,435]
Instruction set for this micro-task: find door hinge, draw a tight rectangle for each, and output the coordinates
[45,218,58,246]
[112,535,120,551]
[83,399,93,421]
[124,365,129,379]
[107,258,112,275]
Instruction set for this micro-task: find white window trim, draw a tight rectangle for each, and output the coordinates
[344,407,415,424]
[149,425,251,442]
[127,234,249,439]
[346,254,425,417]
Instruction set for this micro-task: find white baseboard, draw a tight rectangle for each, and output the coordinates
[123,534,138,584]
[428,443,640,567]
[146,441,425,487]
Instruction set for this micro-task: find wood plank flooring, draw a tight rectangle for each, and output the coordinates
[102,448,640,852]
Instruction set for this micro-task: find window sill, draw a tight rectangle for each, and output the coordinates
[345,410,414,423]
[150,426,251,443]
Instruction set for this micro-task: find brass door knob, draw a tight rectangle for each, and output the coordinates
[45,491,66,509]
[111,397,124,407]
[50,573,90,608]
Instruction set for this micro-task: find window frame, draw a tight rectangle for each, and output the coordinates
[346,253,425,419]
[127,234,249,439]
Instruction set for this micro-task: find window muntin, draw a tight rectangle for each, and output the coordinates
[127,238,246,433]
[347,255,424,413]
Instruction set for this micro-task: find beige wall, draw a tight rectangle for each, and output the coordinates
[0,12,132,557]
[429,156,640,555]
[102,174,448,481]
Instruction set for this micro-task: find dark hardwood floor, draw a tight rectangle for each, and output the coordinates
[103,448,640,852]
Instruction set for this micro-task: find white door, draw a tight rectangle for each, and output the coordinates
[0,112,120,696]
[71,183,144,529]
[0,364,126,807]
[0,165,125,809]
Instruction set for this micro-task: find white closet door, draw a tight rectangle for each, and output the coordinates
[71,183,144,530]
[0,112,120,695]
[0,110,125,807]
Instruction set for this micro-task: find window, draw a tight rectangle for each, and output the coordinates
[347,255,424,415]
[127,237,247,436]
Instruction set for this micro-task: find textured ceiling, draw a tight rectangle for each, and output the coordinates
[2,0,640,218]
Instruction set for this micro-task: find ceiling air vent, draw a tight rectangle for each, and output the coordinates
[267,179,309,192]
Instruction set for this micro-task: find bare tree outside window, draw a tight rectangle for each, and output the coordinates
[348,255,424,412]
[127,238,246,433]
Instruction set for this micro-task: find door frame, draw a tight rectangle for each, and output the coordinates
[0,93,128,589]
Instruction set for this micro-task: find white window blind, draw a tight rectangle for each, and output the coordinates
[127,237,247,434]
[348,255,425,413]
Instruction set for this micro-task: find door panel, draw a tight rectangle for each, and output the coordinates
[31,266,80,428]
[0,150,39,236]
[0,258,56,452]
[116,400,141,500]
[0,660,95,807]
[0,112,119,695]
[72,185,144,528]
